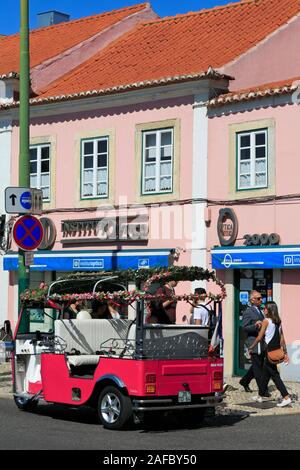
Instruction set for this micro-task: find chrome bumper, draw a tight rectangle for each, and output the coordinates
[132,394,224,412]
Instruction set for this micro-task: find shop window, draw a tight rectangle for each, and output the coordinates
[142,129,174,195]
[30,144,51,201]
[237,129,268,191]
[81,137,109,199]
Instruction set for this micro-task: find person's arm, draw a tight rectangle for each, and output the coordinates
[190,305,194,314]
[194,319,202,326]
[280,326,289,363]
[249,319,268,350]
[159,287,174,308]
[242,308,260,335]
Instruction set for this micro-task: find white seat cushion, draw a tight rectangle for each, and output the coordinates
[67,355,100,367]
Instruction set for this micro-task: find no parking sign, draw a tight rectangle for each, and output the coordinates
[13,216,44,251]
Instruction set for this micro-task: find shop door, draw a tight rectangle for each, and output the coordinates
[234,269,273,376]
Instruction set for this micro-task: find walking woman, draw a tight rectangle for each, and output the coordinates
[248,301,291,408]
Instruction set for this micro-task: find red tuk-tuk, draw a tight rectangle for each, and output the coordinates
[12,267,225,429]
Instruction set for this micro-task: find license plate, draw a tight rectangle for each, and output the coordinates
[178,391,191,403]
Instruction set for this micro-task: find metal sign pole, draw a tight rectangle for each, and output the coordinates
[18,0,30,304]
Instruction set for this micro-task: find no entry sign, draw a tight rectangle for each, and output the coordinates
[13,216,44,251]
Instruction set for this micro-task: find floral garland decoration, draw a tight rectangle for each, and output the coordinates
[20,267,226,304]
[20,282,49,303]
[142,266,226,302]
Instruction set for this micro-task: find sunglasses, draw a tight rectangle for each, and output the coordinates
[255,297,262,300]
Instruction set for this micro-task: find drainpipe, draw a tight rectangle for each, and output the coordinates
[18,0,30,305]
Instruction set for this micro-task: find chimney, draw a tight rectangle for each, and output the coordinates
[37,11,70,28]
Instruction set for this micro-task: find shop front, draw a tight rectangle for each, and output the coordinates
[212,246,300,380]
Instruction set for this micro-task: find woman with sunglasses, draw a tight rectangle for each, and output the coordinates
[249,301,291,407]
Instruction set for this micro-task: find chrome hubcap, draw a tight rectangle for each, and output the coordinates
[101,393,121,424]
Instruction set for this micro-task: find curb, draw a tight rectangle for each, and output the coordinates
[225,404,300,418]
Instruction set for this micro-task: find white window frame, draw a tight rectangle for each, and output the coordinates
[142,129,174,195]
[237,129,268,191]
[81,137,109,199]
[30,143,51,202]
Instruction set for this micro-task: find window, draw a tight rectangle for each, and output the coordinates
[81,137,109,199]
[142,129,173,194]
[237,129,268,190]
[30,144,51,201]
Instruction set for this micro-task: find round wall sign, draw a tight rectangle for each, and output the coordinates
[217,208,239,246]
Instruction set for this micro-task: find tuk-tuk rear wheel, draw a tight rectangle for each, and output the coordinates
[97,386,132,430]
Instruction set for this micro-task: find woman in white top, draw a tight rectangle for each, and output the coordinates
[249,302,291,408]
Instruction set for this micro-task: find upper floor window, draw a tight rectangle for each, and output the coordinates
[237,129,268,191]
[30,144,50,201]
[142,129,173,194]
[81,137,109,199]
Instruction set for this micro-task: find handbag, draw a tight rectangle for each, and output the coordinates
[267,348,286,364]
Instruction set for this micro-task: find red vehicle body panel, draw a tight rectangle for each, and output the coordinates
[41,354,223,406]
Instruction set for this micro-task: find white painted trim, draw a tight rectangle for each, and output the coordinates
[0,117,12,325]
[223,270,234,378]
[208,94,294,117]
[191,94,209,288]
[272,269,281,313]
[1,79,229,120]
[5,250,171,259]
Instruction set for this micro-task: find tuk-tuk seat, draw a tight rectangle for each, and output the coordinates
[54,319,135,364]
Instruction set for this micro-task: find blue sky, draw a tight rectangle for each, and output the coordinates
[2,0,240,35]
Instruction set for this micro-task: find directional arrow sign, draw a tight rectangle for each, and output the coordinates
[5,187,43,214]
[9,194,18,207]
[13,215,44,251]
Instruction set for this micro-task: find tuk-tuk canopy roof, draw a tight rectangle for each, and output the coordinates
[20,266,226,305]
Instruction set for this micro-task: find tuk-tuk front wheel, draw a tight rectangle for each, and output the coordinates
[14,396,39,412]
[98,386,132,430]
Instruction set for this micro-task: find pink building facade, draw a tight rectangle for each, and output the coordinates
[4,77,229,325]
[2,1,300,383]
[207,86,300,381]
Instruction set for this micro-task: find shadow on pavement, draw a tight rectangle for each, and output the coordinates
[33,402,99,425]
[29,401,249,432]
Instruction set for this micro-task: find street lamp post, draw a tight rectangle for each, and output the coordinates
[18,0,30,299]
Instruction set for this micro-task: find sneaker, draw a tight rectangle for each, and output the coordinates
[252,395,263,403]
[277,397,292,408]
[252,395,272,403]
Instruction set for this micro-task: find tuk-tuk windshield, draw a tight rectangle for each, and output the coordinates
[18,307,57,335]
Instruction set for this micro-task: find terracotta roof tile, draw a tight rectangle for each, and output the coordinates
[209,76,300,106]
[0,3,149,76]
[39,0,300,100]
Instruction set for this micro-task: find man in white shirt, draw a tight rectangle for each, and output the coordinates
[190,288,212,326]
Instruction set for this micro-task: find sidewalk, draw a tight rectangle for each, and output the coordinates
[220,377,300,417]
[0,362,12,396]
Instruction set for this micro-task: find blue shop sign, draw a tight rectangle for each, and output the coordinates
[212,246,300,270]
[3,250,170,272]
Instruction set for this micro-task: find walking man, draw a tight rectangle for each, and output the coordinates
[239,291,269,396]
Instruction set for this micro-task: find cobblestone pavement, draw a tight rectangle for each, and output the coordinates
[220,376,300,418]
[1,362,300,417]
[0,362,12,396]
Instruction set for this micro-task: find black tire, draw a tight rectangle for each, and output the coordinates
[97,386,132,430]
[14,396,39,412]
